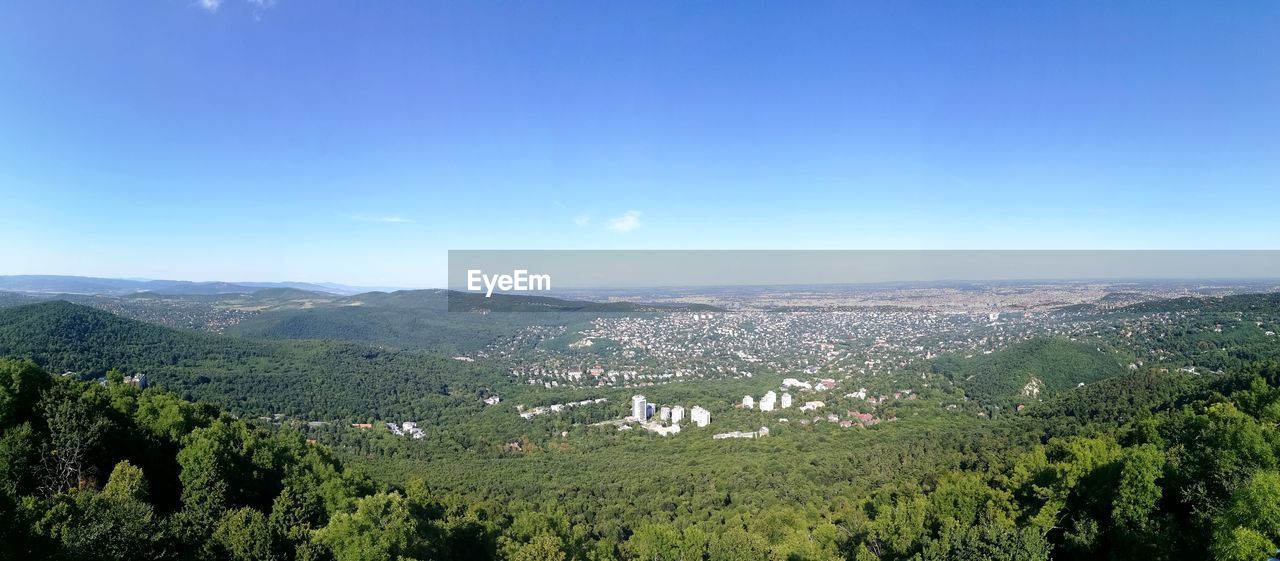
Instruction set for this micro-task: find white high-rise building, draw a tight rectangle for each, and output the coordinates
[631,395,648,421]
[659,406,671,422]
[781,393,792,409]
[671,405,685,424]
[691,406,711,427]
[759,391,777,412]
[742,395,754,409]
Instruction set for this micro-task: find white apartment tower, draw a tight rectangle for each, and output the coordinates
[742,395,754,409]
[691,406,711,427]
[759,391,777,412]
[671,405,685,424]
[631,395,648,421]
[781,393,792,409]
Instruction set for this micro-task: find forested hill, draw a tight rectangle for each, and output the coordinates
[0,300,208,370]
[10,357,1280,561]
[8,302,1280,559]
[0,301,508,421]
[224,289,530,353]
[225,289,719,353]
[1118,291,1280,314]
[0,274,348,295]
[931,337,1129,406]
[0,358,503,561]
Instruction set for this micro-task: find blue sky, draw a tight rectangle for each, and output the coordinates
[1,1,1278,286]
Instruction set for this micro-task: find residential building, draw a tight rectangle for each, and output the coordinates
[691,406,711,427]
[799,401,825,412]
[631,395,648,421]
[759,391,776,412]
[125,372,147,389]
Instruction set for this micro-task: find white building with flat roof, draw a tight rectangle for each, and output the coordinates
[781,393,792,409]
[691,406,711,427]
[713,426,769,439]
[742,395,754,409]
[799,401,825,412]
[759,391,777,412]
[631,395,648,421]
[641,422,681,436]
[671,405,685,424]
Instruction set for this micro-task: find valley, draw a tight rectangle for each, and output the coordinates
[3,276,1280,559]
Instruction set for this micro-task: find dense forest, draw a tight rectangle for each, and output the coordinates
[0,301,511,421]
[5,293,1280,560]
[6,356,1280,560]
[0,357,469,560]
[931,338,1128,407]
[225,290,713,354]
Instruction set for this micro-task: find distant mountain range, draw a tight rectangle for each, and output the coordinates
[0,275,399,296]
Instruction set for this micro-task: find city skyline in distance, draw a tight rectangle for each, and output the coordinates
[5,249,1280,294]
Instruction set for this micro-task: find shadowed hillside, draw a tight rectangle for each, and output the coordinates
[0,301,508,420]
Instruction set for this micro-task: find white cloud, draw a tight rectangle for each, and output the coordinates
[348,214,413,224]
[605,210,643,233]
[573,214,591,227]
[195,0,276,15]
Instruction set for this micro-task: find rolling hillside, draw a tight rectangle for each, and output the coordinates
[0,274,350,295]
[932,337,1130,406]
[0,301,508,420]
[226,289,719,353]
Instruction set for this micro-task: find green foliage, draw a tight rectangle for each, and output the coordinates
[102,460,148,502]
[0,358,50,428]
[0,301,512,421]
[0,358,477,561]
[313,492,421,561]
[5,289,1280,560]
[509,533,568,561]
[706,527,768,561]
[34,485,164,561]
[213,507,279,561]
[933,338,1127,406]
[1112,445,1163,524]
[1212,470,1280,561]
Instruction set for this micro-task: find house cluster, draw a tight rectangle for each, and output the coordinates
[713,426,769,440]
[518,397,608,419]
[96,372,148,389]
[386,421,425,439]
[741,390,794,412]
[627,395,711,435]
[786,409,885,428]
[798,400,824,412]
[840,387,914,406]
[848,411,880,426]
